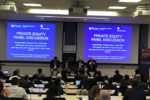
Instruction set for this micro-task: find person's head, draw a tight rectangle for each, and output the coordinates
[79,56,83,60]
[13,69,20,76]
[90,56,93,60]
[131,79,139,88]
[108,78,113,84]
[99,90,110,100]
[104,75,109,81]
[135,69,140,74]
[97,71,102,76]
[11,77,19,85]
[54,56,57,60]
[115,70,119,75]
[38,68,42,73]
[124,74,129,81]
[134,74,141,81]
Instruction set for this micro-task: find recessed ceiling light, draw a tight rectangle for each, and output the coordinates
[28,9,69,15]
[108,6,127,9]
[23,3,42,7]
[118,0,141,3]
[87,11,119,16]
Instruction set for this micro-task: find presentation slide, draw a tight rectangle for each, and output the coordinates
[84,24,132,62]
[77,23,139,64]
[7,22,55,61]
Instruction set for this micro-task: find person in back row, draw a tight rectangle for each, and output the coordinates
[113,70,123,83]
[86,56,97,76]
[33,68,45,79]
[9,77,28,100]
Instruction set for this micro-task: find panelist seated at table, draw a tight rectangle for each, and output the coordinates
[50,56,60,76]
[75,56,85,74]
[86,56,97,77]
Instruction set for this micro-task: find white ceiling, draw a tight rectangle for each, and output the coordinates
[0,0,150,23]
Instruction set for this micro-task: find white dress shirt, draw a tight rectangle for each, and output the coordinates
[9,85,28,100]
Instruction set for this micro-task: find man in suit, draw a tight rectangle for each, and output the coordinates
[86,56,97,76]
[75,56,85,75]
[50,56,60,76]
[123,79,146,100]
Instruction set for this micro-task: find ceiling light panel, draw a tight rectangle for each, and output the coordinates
[87,11,119,16]
[23,3,42,7]
[118,0,141,3]
[28,9,69,15]
[108,6,127,9]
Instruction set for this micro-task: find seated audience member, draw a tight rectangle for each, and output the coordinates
[135,75,149,90]
[98,90,110,100]
[117,79,128,96]
[0,81,11,100]
[18,78,30,94]
[33,68,45,79]
[112,70,123,83]
[94,71,104,82]
[123,79,146,100]
[44,81,65,100]
[9,69,20,80]
[89,80,100,100]
[75,56,85,75]
[124,74,131,85]
[103,78,117,90]
[134,69,141,79]
[9,77,28,100]
[50,56,60,76]
[45,78,63,99]
[86,56,97,76]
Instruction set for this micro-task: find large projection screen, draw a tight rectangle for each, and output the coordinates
[77,23,139,64]
[0,21,63,62]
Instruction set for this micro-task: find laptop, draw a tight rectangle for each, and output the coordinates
[3,70,9,75]
[75,80,81,86]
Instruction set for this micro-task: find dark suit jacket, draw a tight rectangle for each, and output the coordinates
[123,87,146,100]
[87,60,97,71]
[50,60,60,68]
[113,74,123,83]
[76,60,85,69]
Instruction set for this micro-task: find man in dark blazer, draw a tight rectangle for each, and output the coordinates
[75,56,85,75]
[50,56,60,76]
[86,56,97,76]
